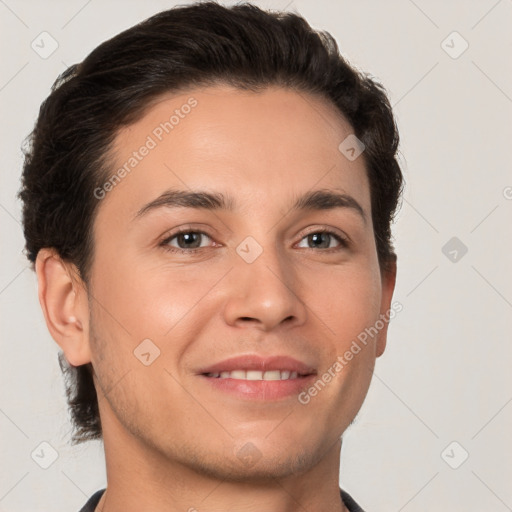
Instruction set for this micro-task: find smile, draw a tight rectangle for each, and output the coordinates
[204,370,303,380]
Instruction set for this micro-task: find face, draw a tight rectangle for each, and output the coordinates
[86,85,395,480]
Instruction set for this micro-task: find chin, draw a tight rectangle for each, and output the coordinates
[180,441,323,483]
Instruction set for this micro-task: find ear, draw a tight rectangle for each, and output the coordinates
[375,257,397,358]
[35,248,91,367]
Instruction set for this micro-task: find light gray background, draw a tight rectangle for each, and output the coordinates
[1,1,511,510]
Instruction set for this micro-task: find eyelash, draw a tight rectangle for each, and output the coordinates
[159,228,349,254]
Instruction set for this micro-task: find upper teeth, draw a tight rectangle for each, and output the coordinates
[206,370,299,380]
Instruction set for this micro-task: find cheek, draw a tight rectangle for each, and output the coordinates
[300,259,382,413]
[89,251,211,340]
[306,261,382,341]
[87,252,231,386]
[299,267,381,428]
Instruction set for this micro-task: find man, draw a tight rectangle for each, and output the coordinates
[19,2,403,511]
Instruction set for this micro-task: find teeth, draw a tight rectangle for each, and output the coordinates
[206,370,302,380]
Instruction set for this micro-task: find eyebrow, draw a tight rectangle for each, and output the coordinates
[134,188,366,223]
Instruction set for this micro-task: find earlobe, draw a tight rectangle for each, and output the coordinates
[376,258,397,358]
[35,248,91,367]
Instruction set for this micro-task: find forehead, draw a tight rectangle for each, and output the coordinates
[99,85,370,221]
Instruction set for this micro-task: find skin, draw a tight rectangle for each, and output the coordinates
[36,85,396,512]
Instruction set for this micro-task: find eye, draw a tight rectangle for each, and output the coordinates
[296,230,347,250]
[161,230,214,252]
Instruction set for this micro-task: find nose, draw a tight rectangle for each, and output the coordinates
[222,243,307,331]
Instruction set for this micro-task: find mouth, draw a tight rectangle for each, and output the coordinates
[203,370,309,380]
[197,355,317,401]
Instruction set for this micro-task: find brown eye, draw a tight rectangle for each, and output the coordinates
[297,231,347,250]
[163,231,213,251]
[308,232,331,249]
[175,232,202,248]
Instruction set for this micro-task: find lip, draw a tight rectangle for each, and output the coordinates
[197,354,317,401]
[197,354,316,376]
